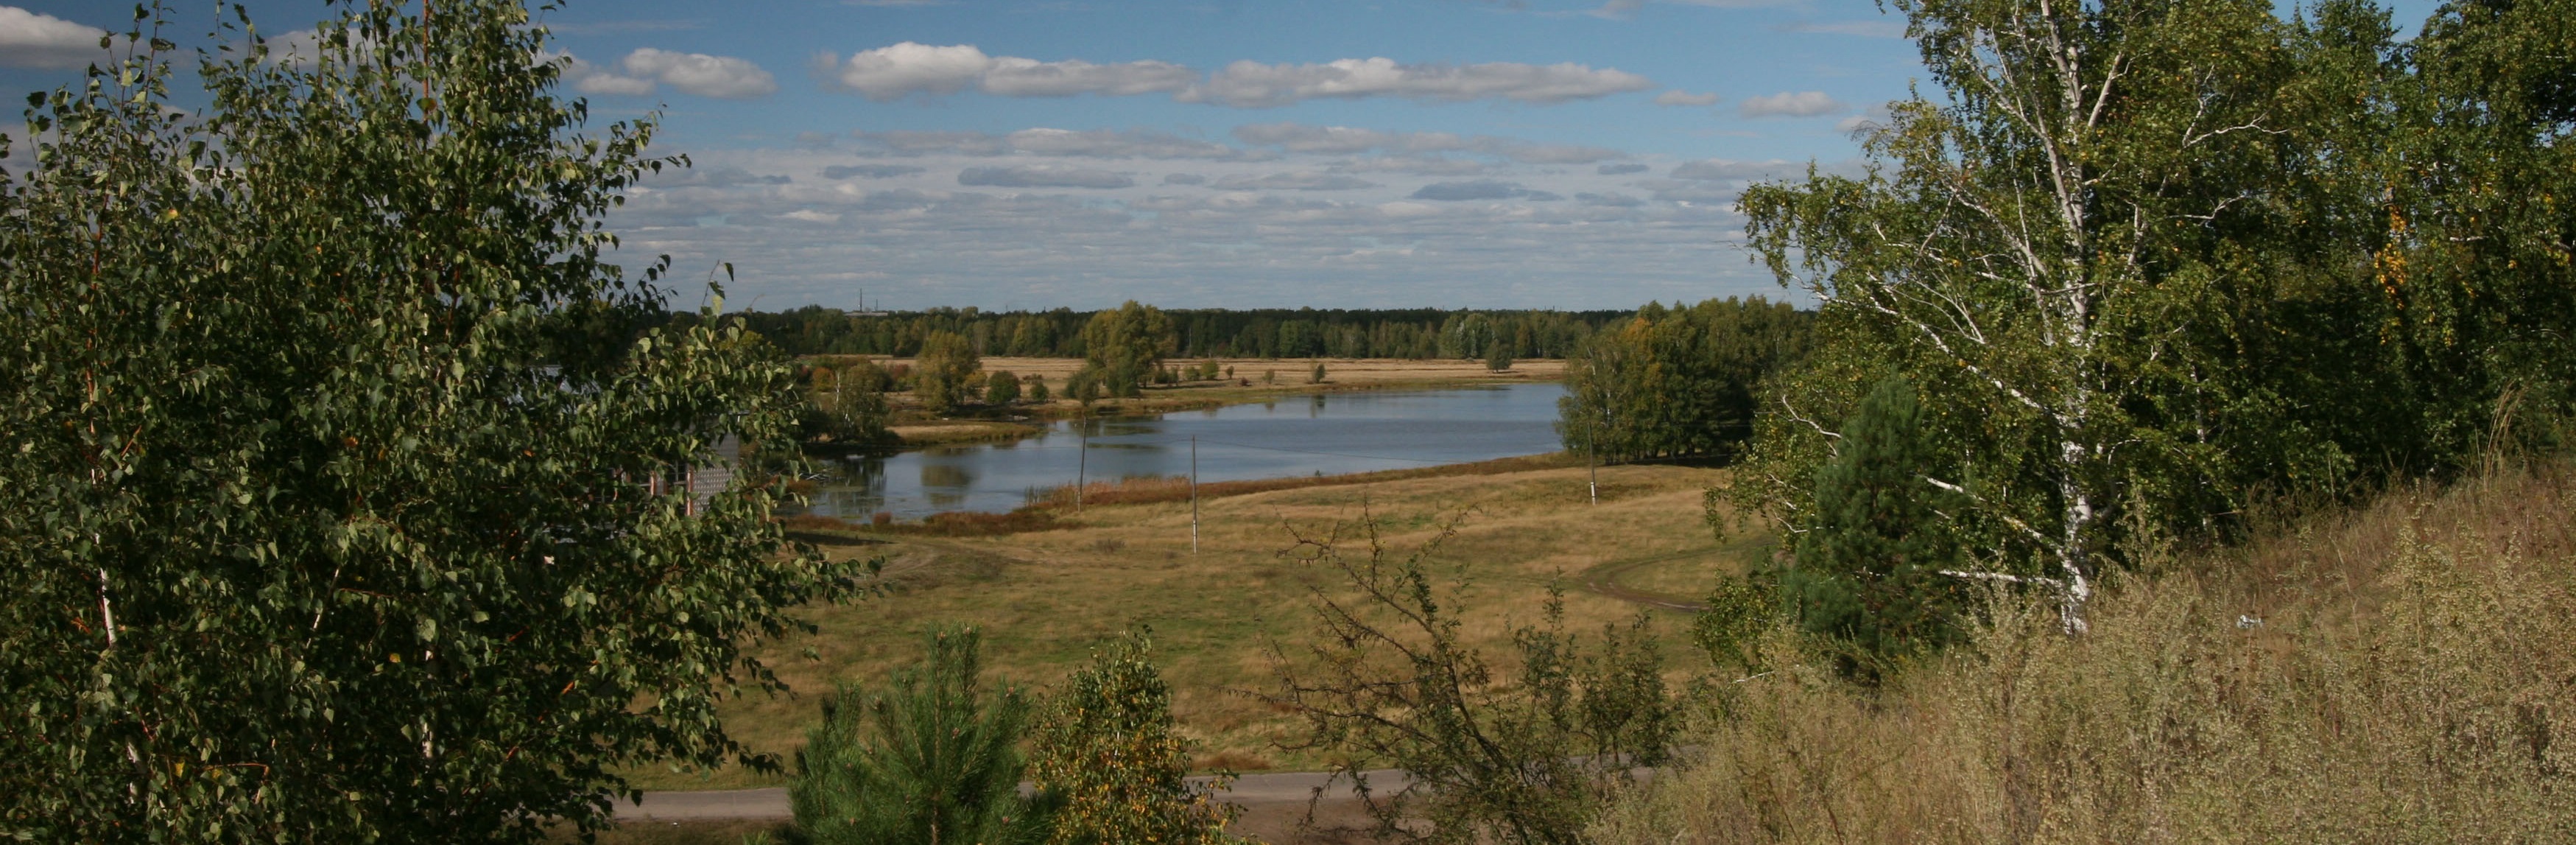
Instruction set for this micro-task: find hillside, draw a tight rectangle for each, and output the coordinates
[1592,462,2576,844]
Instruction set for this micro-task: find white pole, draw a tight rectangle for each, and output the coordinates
[1588,415,1600,505]
[1190,435,1200,553]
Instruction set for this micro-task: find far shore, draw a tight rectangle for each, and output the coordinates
[820,356,1565,450]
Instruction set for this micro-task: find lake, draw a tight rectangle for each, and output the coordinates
[792,382,1569,519]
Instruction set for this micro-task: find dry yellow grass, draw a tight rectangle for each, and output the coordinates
[1591,461,2576,844]
[624,461,1744,790]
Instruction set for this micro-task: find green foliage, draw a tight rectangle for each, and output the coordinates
[912,331,982,415]
[1720,0,2576,620]
[0,3,865,841]
[1782,378,1967,672]
[1025,376,1051,403]
[1075,301,1175,398]
[1485,342,1515,371]
[1271,517,1676,845]
[1310,362,1329,384]
[1560,298,1811,463]
[789,627,1052,845]
[983,369,1022,406]
[1691,575,1779,676]
[1027,629,1237,845]
[802,362,891,443]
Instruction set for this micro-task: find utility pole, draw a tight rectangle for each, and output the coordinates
[1075,414,1088,513]
[1189,435,1200,554]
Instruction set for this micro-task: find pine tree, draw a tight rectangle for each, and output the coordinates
[1782,378,1966,671]
[789,627,1053,845]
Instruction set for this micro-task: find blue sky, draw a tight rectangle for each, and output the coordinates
[0,0,2437,312]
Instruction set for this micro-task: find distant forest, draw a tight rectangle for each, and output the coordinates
[711,306,1639,360]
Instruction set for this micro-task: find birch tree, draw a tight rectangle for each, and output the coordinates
[1739,0,2319,631]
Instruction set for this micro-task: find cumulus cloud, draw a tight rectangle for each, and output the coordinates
[850,127,1249,161]
[816,42,1192,100]
[649,166,793,187]
[569,48,777,99]
[1597,163,1650,175]
[0,6,110,69]
[1739,91,1845,118]
[602,144,1772,310]
[957,165,1135,189]
[814,43,990,99]
[1329,156,1492,177]
[1231,122,1625,164]
[823,164,926,179]
[1209,172,1379,191]
[1411,180,1561,202]
[1180,57,1651,108]
[982,56,1196,97]
[1653,90,1720,108]
[1001,127,1242,159]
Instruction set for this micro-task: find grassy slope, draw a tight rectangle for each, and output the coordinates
[626,461,1746,791]
[1592,462,2576,844]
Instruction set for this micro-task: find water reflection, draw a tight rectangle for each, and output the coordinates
[789,382,1566,520]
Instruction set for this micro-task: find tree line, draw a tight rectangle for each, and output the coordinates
[714,304,1628,360]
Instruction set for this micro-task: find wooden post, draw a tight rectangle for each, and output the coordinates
[1190,435,1200,554]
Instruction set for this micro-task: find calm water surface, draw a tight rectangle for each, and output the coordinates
[795,382,1567,519]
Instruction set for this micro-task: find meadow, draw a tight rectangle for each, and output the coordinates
[624,456,1739,792]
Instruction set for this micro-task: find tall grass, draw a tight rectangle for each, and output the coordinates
[1593,463,2576,844]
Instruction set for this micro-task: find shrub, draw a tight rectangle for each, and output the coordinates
[1028,629,1236,844]
[985,369,1021,405]
[1269,516,1675,845]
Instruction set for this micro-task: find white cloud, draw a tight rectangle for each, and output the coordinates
[851,127,1250,160]
[1411,180,1562,202]
[1001,127,1242,159]
[594,136,1784,310]
[817,42,994,99]
[0,7,109,69]
[1597,163,1650,175]
[1328,156,1492,177]
[617,49,778,99]
[1653,90,1720,108]
[1231,122,1625,165]
[1180,57,1651,108]
[568,49,777,99]
[1739,91,1845,118]
[1209,172,1379,191]
[817,43,1191,100]
[982,56,1195,97]
[823,164,926,179]
[957,165,1135,189]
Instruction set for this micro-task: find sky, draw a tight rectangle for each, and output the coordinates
[0,0,2438,312]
